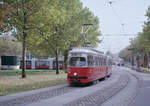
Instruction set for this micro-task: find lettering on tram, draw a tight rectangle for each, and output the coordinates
[67,47,112,85]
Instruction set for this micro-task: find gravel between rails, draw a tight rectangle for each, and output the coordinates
[64,74,129,106]
[0,85,81,106]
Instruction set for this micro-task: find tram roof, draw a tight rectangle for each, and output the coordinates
[69,47,104,55]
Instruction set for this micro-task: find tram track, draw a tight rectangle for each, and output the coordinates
[121,67,141,106]
[0,67,136,106]
[24,68,129,106]
[101,67,140,106]
[64,73,130,106]
[0,84,82,106]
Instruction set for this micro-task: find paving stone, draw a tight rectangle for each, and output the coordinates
[64,74,129,106]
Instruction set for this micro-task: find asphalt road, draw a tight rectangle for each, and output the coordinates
[128,69,150,106]
[101,67,138,106]
[103,67,150,106]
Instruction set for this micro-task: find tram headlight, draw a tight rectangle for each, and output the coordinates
[74,72,77,76]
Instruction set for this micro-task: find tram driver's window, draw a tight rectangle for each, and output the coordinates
[69,57,86,67]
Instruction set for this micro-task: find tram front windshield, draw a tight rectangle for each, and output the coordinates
[69,57,86,67]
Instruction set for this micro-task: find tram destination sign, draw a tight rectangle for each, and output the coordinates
[71,53,82,57]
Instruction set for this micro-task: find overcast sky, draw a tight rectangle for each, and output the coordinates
[80,0,150,53]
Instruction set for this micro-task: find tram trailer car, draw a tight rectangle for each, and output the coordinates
[67,47,112,84]
[19,58,64,70]
[35,60,50,69]
[20,60,32,69]
[53,60,64,70]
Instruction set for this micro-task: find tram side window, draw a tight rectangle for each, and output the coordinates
[107,60,109,66]
[20,61,31,66]
[100,57,103,66]
[95,57,99,66]
[98,57,100,66]
[59,61,63,66]
[108,60,110,66]
[101,58,104,66]
[26,61,31,66]
[109,60,112,66]
[100,57,102,66]
[99,57,102,66]
[36,61,49,66]
[104,59,106,66]
[87,55,94,66]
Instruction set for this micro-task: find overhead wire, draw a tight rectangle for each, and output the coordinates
[106,0,125,33]
[109,3,123,25]
[101,33,138,36]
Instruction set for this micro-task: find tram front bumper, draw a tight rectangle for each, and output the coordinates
[68,76,88,79]
[68,76,88,83]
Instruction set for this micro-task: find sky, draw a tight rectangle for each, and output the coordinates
[80,0,150,54]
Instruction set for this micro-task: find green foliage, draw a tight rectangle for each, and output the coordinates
[0,35,22,56]
[0,0,42,33]
[146,6,150,20]
[0,0,101,74]
[26,0,101,58]
[119,6,150,66]
[0,0,50,77]
[137,6,150,52]
[1,0,101,57]
[119,46,132,59]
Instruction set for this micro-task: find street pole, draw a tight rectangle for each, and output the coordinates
[81,24,93,47]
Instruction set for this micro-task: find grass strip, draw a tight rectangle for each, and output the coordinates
[0,79,66,96]
[0,73,67,96]
[0,70,65,76]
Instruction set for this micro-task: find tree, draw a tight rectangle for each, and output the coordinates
[120,6,150,68]
[0,0,47,78]
[119,46,132,62]
[26,0,73,74]
[135,6,150,67]
[26,0,101,74]
[106,50,113,58]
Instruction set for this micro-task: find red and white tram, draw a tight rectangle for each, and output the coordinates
[35,60,50,69]
[20,60,32,69]
[19,58,64,70]
[67,47,112,84]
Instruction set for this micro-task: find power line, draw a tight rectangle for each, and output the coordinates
[101,33,138,36]
[109,2,123,25]
[107,0,125,33]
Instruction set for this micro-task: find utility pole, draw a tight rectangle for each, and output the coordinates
[81,24,93,47]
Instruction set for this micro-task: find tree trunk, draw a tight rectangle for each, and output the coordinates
[131,57,134,66]
[136,55,140,68]
[22,32,27,78]
[55,50,59,74]
[64,49,68,73]
[22,11,27,78]
[144,53,148,68]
